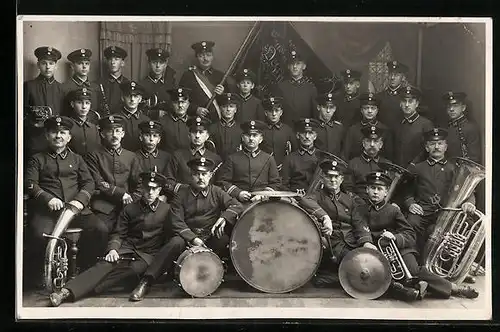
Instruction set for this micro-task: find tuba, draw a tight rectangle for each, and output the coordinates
[423,157,486,284]
[42,202,82,292]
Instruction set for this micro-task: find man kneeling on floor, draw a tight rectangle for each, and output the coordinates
[129,156,245,301]
[49,170,171,307]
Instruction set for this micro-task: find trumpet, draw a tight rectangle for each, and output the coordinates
[377,232,416,284]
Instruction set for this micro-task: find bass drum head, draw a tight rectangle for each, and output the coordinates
[230,200,322,293]
[177,249,224,298]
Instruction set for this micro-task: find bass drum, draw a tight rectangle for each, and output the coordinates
[174,245,224,298]
[230,199,323,293]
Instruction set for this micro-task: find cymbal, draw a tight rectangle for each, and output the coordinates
[338,247,392,300]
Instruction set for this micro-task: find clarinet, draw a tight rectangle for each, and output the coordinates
[99,83,111,116]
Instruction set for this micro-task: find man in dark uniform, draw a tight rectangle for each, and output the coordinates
[67,87,101,156]
[335,69,363,129]
[342,92,393,161]
[62,49,100,120]
[129,156,244,301]
[165,116,222,195]
[394,86,434,167]
[178,41,234,123]
[217,120,282,204]
[234,68,265,123]
[158,87,191,153]
[24,116,107,287]
[47,170,171,306]
[24,46,65,116]
[96,46,130,117]
[113,81,151,152]
[209,92,244,160]
[84,115,141,238]
[404,128,477,257]
[442,91,482,163]
[314,92,345,157]
[376,60,409,133]
[273,48,318,125]
[139,48,176,120]
[23,106,51,158]
[358,171,479,300]
[260,96,297,171]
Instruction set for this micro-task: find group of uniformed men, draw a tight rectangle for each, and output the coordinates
[23,39,482,307]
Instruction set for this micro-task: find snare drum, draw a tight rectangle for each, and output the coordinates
[174,245,225,298]
[230,199,323,293]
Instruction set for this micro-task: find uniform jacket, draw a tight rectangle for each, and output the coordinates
[158,111,191,154]
[342,120,393,161]
[24,75,65,116]
[96,74,130,115]
[395,112,434,167]
[446,115,482,163]
[139,67,176,104]
[345,153,391,201]
[335,92,363,129]
[68,116,101,156]
[209,119,243,161]
[236,93,266,123]
[376,86,406,133]
[111,108,151,152]
[273,77,318,125]
[315,119,345,157]
[261,121,297,167]
[281,147,321,192]
[107,198,171,266]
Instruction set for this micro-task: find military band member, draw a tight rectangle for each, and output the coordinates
[342,92,393,161]
[84,115,141,235]
[139,48,176,120]
[394,86,434,167]
[314,92,344,156]
[335,69,363,129]
[97,46,130,116]
[179,41,233,123]
[404,128,477,257]
[281,118,322,193]
[359,171,479,300]
[24,46,65,116]
[217,120,281,203]
[114,81,151,152]
[67,87,101,156]
[159,88,191,153]
[209,93,244,160]
[273,49,318,125]
[260,96,296,170]
[48,170,171,307]
[62,48,100,119]
[24,116,106,286]
[165,116,222,195]
[234,68,265,123]
[443,91,482,163]
[129,157,244,301]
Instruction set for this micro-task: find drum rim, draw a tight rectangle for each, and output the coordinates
[229,199,323,294]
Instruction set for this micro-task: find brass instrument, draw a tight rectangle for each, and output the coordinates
[377,161,413,205]
[377,232,417,284]
[99,84,111,116]
[306,151,348,195]
[42,202,83,292]
[139,94,159,110]
[424,157,486,284]
[25,106,53,127]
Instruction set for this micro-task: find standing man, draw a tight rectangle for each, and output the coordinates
[335,69,363,129]
[24,46,65,116]
[158,88,192,153]
[234,68,265,123]
[314,92,345,157]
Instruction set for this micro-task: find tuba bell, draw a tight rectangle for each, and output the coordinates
[423,157,486,285]
[42,202,82,292]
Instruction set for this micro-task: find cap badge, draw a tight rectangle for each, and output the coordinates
[80,49,86,54]
[47,47,53,52]
[151,172,156,178]
[111,46,116,51]
[56,117,62,123]
[331,161,337,167]
[202,41,207,47]
[270,97,275,102]
[196,117,202,122]
[346,69,350,74]
[227,93,231,98]
[200,157,206,163]
[291,50,296,56]
[82,88,87,93]
[305,118,310,124]
[243,69,248,73]
[250,120,255,126]
[178,88,183,93]
[109,115,114,121]
[371,126,376,131]
[327,93,332,98]
[393,60,397,65]
[376,172,381,177]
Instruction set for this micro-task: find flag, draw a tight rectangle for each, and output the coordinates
[232,22,340,98]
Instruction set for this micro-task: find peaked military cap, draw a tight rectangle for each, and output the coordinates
[187,156,216,172]
[139,169,168,187]
[319,159,347,175]
[235,68,257,83]
[262,96,284,110]
[138,120,163,133]
[294,118,321,132]
[216,92,241,106]
[401,85,422,99]
[98,114,125,130]
[104,46,127,59]
[387,60,409,74]
[167,87,191,102]
[443,91,467,104]
[44,116,74,131]
[191,41,215,54]
[424,128,448,142]
[240,120,266,134]
[71,87,92,101]
[34,46,62,62]
[120,81,145,96]
[287,48,305,63]
[365,171,392,187]
[186,116,211,132]
[316,92,336,105]
[361,125,385,139]
[67,48,92,62]
[146,48,170,61]
[340,69,362,82]
[360,92,380,107]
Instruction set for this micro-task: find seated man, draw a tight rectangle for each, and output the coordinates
[356,171,478,301]
[128,156,245,301]
[48,170,171,307]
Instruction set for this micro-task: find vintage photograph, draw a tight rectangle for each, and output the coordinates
[16,16,492,320]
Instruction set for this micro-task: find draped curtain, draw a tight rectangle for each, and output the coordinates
[99,22,172,81]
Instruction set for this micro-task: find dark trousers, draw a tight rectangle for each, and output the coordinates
[144,234,230,280]
[407,212,438,260]
[64,254,148,301]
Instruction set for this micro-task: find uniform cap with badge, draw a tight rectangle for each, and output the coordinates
[216,92,241,107]
[34,46,62,62]
[187,156,216,172]
[235,68,257,83]
[359,92,380,107]
[400,85,422,100]
[44,116,74,131]
[361,125,385,140]
[319,159,347,176]
[119,81,145,96]
[294,118,321,133]
[104,46,128,60]
[186,116,211,132]
[98,114,126,130]
[365,171,392,187]
[386,60,409,74]
[138,120,163,134]
[340,69,362,82]
[70,87,92,101]
[316,92,336,106]
[424,128,448,142]
[139,170,168,188]
[146,48,170,61]
[287,49,306,64]
[262,96,284,111]
[167,87,191,102]
[67,48,92,63]
[240,120,267,134]
[442,91,467,105]
[191,41,215,54]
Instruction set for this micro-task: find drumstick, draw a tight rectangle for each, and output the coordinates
[249,152,274,192]
[97,256,137,262]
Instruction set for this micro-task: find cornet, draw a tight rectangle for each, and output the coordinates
[377,231,417,284]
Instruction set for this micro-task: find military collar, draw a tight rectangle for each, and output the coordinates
[105,146,123,156]
[200,67,214,75]
[323,188,341,201]
[148,74,165,84]
[141,198,160,212]
[108,74,124,83]
[289,76,308,85]
[299,146,316,156]
[122,107,140,119]
[37,74,56,84]
[191,186,210,197]
[72,75,91,87]
[267,121,282,129]
[190,146,206,156]
[361,152,379,163]
[427,157,448,166]
[361,119,378,127]
[221,119,236,127]
[71,116,91,127]
[48,148,69,159]
[449,115,467,127]
[140,149,159,158]
[170,112,188,122]
[402,111,420,124]
[243,148,261,158]
[345,92,360,102]
[386,85,402,96]
[369,199,387,211]
[239,93,252,102]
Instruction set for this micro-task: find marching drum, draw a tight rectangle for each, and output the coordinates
[230,198,323,293]
[174,245,225,298]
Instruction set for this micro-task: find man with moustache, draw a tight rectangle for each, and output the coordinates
[335,69,363,129]
[24,46,65,116]
[158,87,192,153]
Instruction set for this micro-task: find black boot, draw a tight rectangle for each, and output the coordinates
[129,277,152,302]
[415,281,428,300]
[452,285,479,299]
[49,288,72,307]
[390,281,419,302]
